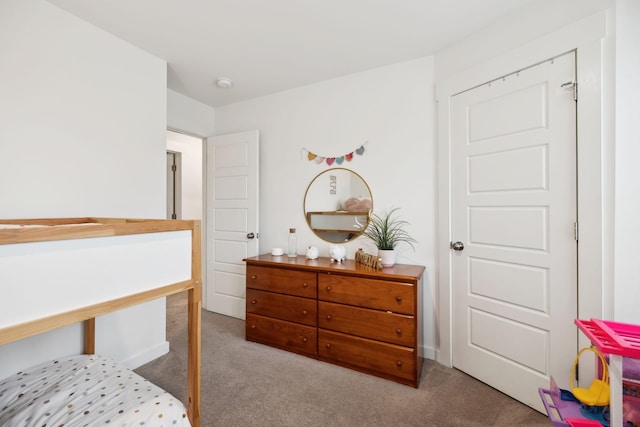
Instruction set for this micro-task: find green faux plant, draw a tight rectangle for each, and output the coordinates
[362,207,417,250]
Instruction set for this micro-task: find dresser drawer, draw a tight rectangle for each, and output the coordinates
[318,301,415,347]
[247,265,317,298]
[318,329,416,381]
[247,289,317,326]
[246,314,317,356]
[318,273,415,315]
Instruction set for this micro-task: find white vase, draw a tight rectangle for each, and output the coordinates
[378,249,396,267]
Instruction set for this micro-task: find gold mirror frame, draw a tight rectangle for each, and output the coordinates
[303,168,373,243]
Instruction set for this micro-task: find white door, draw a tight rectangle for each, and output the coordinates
[205,130,259,319]
[451,52,577,410]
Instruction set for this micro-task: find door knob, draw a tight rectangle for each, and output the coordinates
[450,241,464,251]
[247,232,255,239]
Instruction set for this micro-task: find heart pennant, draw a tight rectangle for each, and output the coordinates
[303,142,367,167]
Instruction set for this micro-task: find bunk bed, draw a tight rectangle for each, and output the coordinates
[0,218,202,426]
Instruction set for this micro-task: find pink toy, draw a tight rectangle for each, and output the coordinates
[575,319,640,427]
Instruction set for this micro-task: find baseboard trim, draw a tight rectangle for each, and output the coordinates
[120,340,170,369]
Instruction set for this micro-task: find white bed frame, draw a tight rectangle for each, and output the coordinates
[0,217,202,427]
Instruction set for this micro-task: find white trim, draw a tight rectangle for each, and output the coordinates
[121,340,170,370]
[436,10,613,368]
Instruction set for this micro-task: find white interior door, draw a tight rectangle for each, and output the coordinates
[451,52,577,411]
[205,130,259,319]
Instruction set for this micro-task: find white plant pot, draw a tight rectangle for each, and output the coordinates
[378,249,396,267]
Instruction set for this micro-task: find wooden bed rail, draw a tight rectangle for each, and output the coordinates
[188,220,202,426]
[0,218,202,427]
[0,279,196,346]
[0,217,197,245]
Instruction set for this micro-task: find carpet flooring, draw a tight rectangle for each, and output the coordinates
[135,293,550,426]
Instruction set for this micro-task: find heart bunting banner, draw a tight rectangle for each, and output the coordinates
[303,142,367,166]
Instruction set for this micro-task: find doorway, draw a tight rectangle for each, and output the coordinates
[166,129,204,306]
[166,130,203,222]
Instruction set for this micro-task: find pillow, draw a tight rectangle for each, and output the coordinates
[343,197,372,212]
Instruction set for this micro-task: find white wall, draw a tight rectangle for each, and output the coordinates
[614,0,640,322]
[215,57,438,356]
[168,89,216,137]
[435,0,614,81]
[0,0,168,377]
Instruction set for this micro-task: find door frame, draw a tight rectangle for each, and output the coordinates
[436,11,614,368]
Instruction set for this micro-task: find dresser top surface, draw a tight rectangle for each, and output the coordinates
[244,254,425,282]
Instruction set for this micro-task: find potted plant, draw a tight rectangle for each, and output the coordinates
[362,207,417,267]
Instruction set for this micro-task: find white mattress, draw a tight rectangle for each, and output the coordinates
[0,354,191,426]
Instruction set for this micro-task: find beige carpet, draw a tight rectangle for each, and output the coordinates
[135,293,550,426]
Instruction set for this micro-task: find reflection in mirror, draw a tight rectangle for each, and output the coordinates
[304,168,373,243]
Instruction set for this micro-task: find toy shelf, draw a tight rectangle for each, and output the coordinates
[575,319,640,427]
[575,319,640,359]
[539,319,640,426]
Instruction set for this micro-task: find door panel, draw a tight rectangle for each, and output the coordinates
[470,207,547,249]
[215,208,248,231]
[206,130,259,319]
[215,175,248,199]
[468,83,547,139]
[469,145,547,191]
[470,309,548,373]
[451,52,577,411]
[469,258,548,311]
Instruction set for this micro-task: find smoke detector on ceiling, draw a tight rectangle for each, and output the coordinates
[216,78,233,89]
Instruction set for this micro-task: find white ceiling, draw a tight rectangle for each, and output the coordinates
[46,0,539,108]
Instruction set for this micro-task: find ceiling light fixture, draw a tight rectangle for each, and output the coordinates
[216,78,233,89]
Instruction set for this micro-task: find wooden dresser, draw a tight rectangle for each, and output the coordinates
[245,254,425,387]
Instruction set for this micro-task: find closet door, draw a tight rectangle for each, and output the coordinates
[450,52,578,411]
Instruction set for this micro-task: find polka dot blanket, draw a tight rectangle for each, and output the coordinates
[0,354,191,426]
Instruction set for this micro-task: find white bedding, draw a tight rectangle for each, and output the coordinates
[0,354,190,427]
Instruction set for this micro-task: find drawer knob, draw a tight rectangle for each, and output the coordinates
[326,315,332,320]
[251,324,256,329]
[325,343,332,349]
[396,360,403,367]
[302,310,308,316]
[302,282,308,288]
[302,337,308,343]
[251,299,257,305]
[251,275,257,280]
[326,286,332,292]
[396,328,402,335]
[396,296,403,302]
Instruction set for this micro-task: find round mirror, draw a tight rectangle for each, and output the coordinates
[303,168,373,243]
